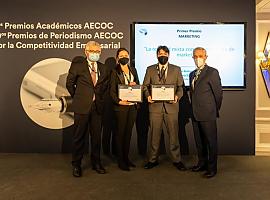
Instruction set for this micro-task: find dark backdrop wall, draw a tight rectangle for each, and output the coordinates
[0,0,255,154]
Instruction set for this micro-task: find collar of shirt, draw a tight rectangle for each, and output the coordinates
[87,60,97,72]
[158,62,168,71]
[123,72,134,85]
[196,63,206,71]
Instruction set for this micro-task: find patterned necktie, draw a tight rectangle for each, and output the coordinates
[192,68,202,89]
[194,68,202,82]
[90,62,96,86]
[160,66,166,83]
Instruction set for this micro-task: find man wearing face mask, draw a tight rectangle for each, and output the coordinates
[143,45,186,170]
[189,47,223,178]
[66,41,110,177]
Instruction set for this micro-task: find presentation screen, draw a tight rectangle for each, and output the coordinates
[131,22,246,89]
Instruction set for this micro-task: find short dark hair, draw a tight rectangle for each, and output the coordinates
[116,47,129,58]
[156,46,170,55]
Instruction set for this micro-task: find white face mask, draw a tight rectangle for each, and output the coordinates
[194,58,205,68]
[88,53,100,62]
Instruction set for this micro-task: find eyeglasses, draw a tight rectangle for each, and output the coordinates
[85,50,101,54]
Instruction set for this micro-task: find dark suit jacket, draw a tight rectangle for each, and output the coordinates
[66,56,110,114]
[110,65,140,111]
[189,65,223,121]
[143,63,184,113]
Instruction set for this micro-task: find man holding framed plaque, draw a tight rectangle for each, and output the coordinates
[143,45,186,170]
[110,48,140,171]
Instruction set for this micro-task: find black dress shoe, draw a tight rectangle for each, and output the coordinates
[72,166,82,177]
[92,164,107,174]
[204,171,216,178]
[173,161,187,171]
[191,165,207,172]
[144,161,159,169]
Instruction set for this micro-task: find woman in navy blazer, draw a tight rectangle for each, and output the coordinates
[110,48,140,171]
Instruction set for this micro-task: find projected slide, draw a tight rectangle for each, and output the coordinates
[133,23,245,88]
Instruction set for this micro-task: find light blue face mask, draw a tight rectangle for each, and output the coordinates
[88,53,100,62]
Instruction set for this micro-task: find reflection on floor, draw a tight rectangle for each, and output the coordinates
[0,154,270,200]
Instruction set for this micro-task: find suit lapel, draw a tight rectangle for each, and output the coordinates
[194,65,209,89]
[95,62,105,86]
[190,71,196,90]
[116,66,138,84]
[117,71,125,84]
[130,66,139,84]
[83,59,95,87]
[165,64,173,83]
[129,67,136,82]
[154,65,160,82]
[95,62,101,86]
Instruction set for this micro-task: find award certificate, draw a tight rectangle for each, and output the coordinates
[118,85,142,102]
[151,84,175,101]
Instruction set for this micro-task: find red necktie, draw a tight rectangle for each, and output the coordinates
[90,62,96,101]
[90,62,96,86]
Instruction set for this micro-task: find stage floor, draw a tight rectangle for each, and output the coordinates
[0,154,270,200]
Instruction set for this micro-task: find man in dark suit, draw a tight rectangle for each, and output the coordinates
[66,41,110,177]
[143,45,186,170]
[189,47,223,178]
